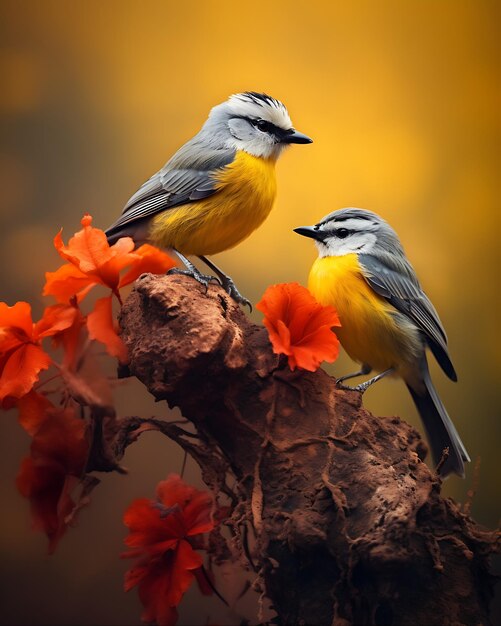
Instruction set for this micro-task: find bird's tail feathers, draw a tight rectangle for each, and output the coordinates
[407,360,470,478]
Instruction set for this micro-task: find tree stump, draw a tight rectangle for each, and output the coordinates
[119,273,500,626]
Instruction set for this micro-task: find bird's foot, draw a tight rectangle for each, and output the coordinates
[336,368,394,394]
[219,276,252,311]
[336,381,368,393]
[168,267,220,292]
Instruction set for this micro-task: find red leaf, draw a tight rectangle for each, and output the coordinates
[17,390,54,436]
[16,406,89,552]
[29,406,88,476]
[87,296,128,363]
[17,458,80,553]
[256,282,341,372]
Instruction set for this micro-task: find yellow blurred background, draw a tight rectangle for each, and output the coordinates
[0,0,499,624]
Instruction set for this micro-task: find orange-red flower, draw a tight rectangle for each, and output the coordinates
[45,214,137,301]
[44,215,175,302]
[16,405,89,553]
[123,474,216,626]
[256,282,341,372]
[43,215,175,363]
[0,302,77,406]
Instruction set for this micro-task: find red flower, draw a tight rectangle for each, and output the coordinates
[0,301,78,406]
[43,215,175,363]
[16,406,89,553]
[44,215,175,302]
[123,474,216,626]
[45,214,137,301]
[256,282,341,372]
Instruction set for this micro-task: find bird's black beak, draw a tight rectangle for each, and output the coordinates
[282,129,313,144]
[294,225,323,241]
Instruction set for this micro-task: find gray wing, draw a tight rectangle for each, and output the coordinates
[105,147,236,239]
[358,253,457,381]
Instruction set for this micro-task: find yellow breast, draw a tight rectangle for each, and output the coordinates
[308,254,416,373]
[149,151,277,255]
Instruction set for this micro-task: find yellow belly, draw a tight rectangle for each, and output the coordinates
[148,151,277,255]
[308,254,418,373]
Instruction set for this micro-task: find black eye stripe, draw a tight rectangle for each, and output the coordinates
[253,119,292,140]
[232,115,292,140]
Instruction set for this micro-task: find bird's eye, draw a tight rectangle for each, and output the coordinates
[336,228,350,239]
[255,119,270,132]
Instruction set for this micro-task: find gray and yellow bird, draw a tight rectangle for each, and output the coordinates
[295,208,470,478]
[106,92,312,305]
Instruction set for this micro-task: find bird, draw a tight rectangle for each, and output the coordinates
[105,91,312,306]
[294,208,470,478]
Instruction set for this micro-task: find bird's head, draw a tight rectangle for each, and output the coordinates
[294,208,403,258]
[205,92,312,159]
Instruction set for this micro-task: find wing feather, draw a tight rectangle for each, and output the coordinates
[358,253,457,381]
[105,147,236,239]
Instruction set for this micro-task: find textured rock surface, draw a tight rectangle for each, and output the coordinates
[120,273,499,626]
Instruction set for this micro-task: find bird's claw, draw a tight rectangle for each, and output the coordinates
[220,277,252,311]
[336,380,368,394]
[168,267,221,292]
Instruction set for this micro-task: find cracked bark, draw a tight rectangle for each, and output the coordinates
[118,273,500,626]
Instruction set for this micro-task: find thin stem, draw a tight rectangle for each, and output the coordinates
[180,450,188,478]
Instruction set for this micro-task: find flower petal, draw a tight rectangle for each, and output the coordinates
[125,542,202,626]
[156,474,198,508]
[51,306,86,369]
[119,244,176,287]
[87,296,128,363]
[123,498,182,552]
[55,215,114,272]
[257,282,341,373]
[184,491,215,536]
[0,344,51,405]
[54,215,136,291]
[43,263,95,303]
[168,540,204,604]
[262,318,293,358]
[34,303,81,340]
[0,301,34,338]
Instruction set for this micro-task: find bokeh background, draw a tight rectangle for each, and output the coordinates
[0,0,499,624]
